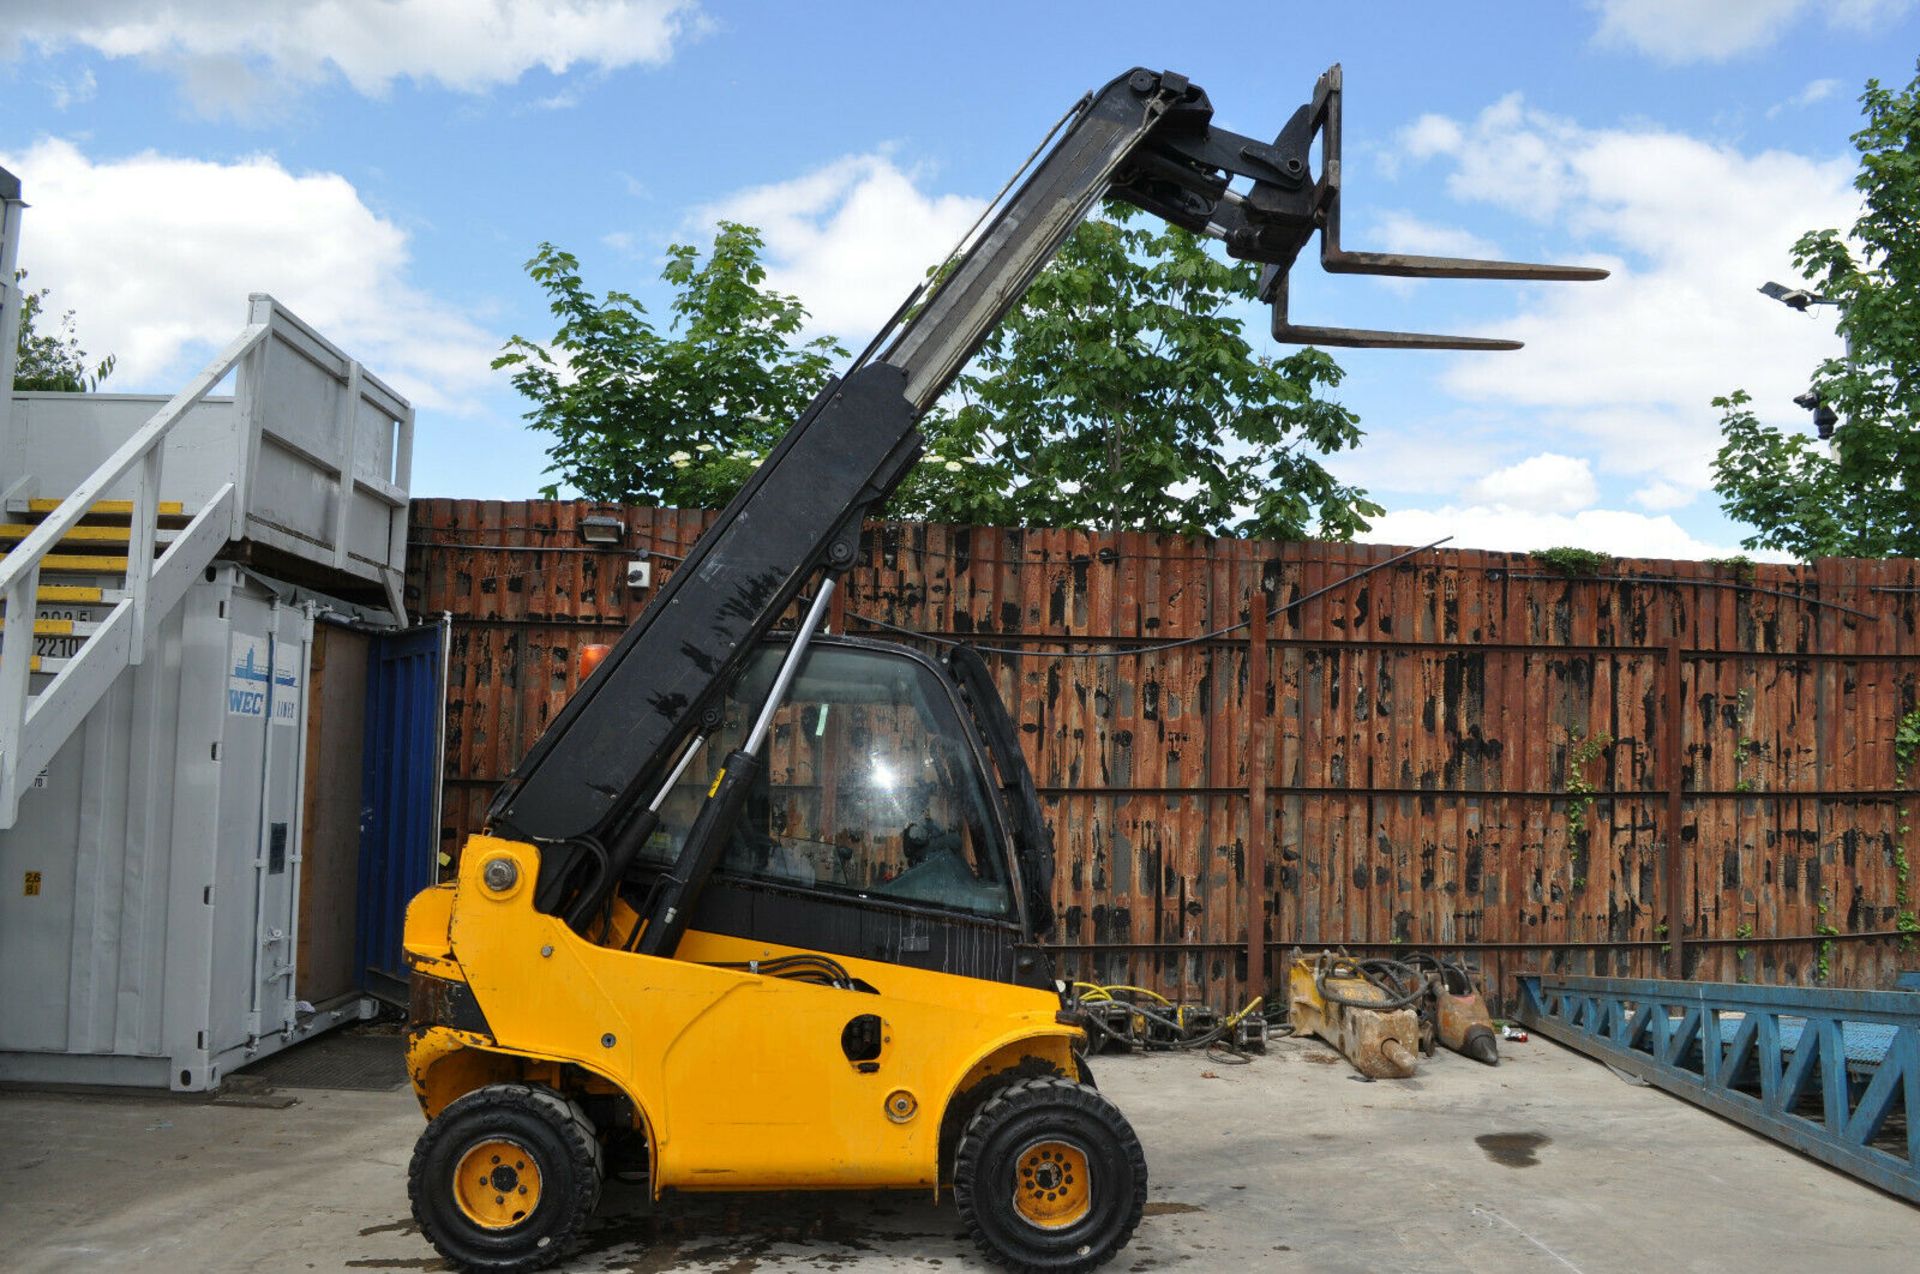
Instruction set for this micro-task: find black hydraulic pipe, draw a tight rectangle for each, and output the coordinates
[562,807,660,930]
[534,836,605,916]
[634,750,760,958]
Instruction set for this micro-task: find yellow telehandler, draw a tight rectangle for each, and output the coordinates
[400,63,1601,1272]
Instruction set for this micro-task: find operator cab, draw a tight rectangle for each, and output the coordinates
[619,635,1057,987]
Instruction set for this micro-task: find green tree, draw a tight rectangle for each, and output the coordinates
[1713,64,1920,559]
[888,206,1380,539]
[12,270,115,391]
[501,212,1377,538]
[495,223,844,502]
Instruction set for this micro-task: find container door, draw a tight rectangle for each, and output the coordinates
[355,621,448,1000]
[210,589,313,1061]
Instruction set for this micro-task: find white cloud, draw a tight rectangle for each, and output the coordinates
[1361,503,1754,561]
[1590,0,1804,63]
[1330,412,1520,498]
[46,66,96,110]
[1391,95,1857,512]
[1365,211,1504,297]
[1768,77,1845,119]
[1465,452,1597,514]
[1373,211,1501,261]
[2,137,501,413]
[696,153,985,344]
[1589,0,1915,63]
[1399,114,1464,162]
[1631,478,1696,511]
[6,1,700,116]
[1829,0,1920,30]
[1398,95,1585,221]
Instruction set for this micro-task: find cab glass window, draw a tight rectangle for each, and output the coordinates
[646,645,1014,919]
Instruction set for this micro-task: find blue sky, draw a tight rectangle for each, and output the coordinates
[4,1,1917,558]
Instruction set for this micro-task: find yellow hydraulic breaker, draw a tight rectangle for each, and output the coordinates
[1286,952,1422,1079]
[1434,970,1499,1065]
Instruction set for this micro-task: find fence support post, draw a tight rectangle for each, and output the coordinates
[1246,575,1271,996]
[1662,621,1688,977]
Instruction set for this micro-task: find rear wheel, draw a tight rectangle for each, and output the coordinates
[409,1083,603,1272]
[952,1076,1146,1272]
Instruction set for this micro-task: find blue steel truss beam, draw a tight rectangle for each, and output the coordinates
[1516,974,1920,1205]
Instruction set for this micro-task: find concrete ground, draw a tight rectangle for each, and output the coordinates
[4,1030,1917,1273]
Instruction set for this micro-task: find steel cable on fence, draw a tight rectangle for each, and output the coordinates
[833,537,1451,661]
[407,528,1885,621]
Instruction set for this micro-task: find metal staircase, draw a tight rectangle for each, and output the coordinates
[0,295,415,830]
[0,498,196,675]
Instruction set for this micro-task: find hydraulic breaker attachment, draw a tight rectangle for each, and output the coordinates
[1405,952,1499,1064]
[1287,951,1422,1079]
[1434,972,1500,1066]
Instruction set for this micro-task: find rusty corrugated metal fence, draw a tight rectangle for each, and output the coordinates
[408,500,1920,1006]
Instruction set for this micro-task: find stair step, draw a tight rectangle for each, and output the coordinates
[0,524,177,551]
[31,586,125,605]
[0,617,101,636]
[2,639,84,666]
[15,553,129,574]
[11,498,189,520]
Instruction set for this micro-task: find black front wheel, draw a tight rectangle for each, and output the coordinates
[952,1076,1147,1272]
[409,1083,604,1272]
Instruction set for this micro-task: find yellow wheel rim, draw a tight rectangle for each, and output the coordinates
[453,1137,543,1230]
[1010,1138,1091,1230]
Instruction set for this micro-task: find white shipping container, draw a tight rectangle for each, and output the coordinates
[0,566,368,1090]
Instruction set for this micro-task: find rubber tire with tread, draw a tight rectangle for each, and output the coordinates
[952,1076,1146,1273]
[409,1083,604,1273]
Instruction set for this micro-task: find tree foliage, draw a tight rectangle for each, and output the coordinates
[498,210,1378,541]
[494,224,844,502]
[12,270,115,392]
[890,206,1379,539]
[1713,64,1920,559]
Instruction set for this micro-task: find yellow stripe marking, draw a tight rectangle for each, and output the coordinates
[0,524,132,543]
[24,499,185,517]
[36,586,104,603]
[0,618,76,634]
[34,554,128,572]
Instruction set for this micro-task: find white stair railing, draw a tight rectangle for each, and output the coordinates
[0,322,267,823]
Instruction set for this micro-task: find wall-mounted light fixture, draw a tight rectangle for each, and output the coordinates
[579,514,625,545]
